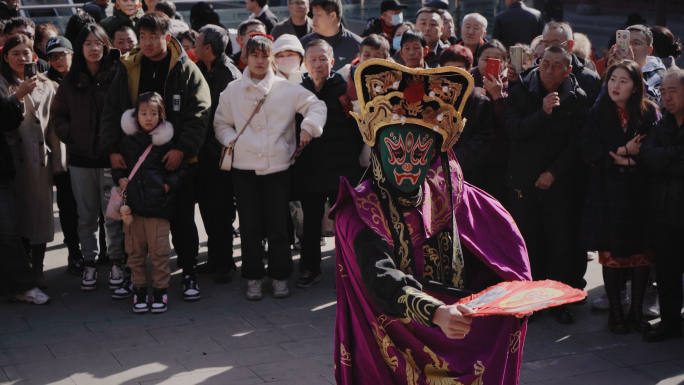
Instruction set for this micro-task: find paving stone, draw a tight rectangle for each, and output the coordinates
[309,319,335,337]
[520,376,583,385]
[242,306,336,330]
[0,296,71,320]
[590,336,684,367]
[85,310,193,336]
[109,338,225,367]
[0,344,54,366]
[248,354,333,382]
[178,298,282,323]
[46,332,160,358]
[575,367,657,385]
[69,359,191,385]
[0,324,92,350]
[521,334,593,363]
[634,361,684,382]
[23,305,129,331]
[178,345,294,373]
[279,336,332,359]
[0,318,31,335]
[147,318,256,344]
[213,328,294,352]
[266,374,332,384]
[520,353,618,383]
[3,351,121,384]
[138,367,265,385]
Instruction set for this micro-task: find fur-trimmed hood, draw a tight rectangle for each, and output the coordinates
[120,108,174,146]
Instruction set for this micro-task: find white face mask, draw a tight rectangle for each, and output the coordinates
[276,56,301,75]
[389,13,403,26]
[392,36,402,52]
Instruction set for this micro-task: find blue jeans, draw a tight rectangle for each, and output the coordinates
[0,182,36,295]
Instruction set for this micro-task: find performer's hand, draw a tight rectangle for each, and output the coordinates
[433,304,474,339]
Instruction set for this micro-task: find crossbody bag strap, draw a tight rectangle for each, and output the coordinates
[127,143,154,181]
[228,97,266,153]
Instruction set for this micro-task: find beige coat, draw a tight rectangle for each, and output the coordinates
[0,74,64,244]
[214,67,327,175]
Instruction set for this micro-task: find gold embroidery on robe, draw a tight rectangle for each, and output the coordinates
[510,331,522,354]
[398,287,445,327]
[340,344,352,366]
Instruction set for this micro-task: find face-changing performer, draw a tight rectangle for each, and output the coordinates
[330,59,532,384]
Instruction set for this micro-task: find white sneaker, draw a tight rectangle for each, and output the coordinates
[246,279,264,301]
[81,267,98,291]
[13,287,50,305]
[643,284,660,318]
[591,290,630,310]
[272,279,290,299]
[109,262,124,289]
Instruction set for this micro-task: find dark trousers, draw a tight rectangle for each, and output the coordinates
[299,189,338,275]
[233,168,292,280]
[194,168,236,271]
[171,164,199,274]
[508,187,584,287]
[652,220,684,325]
[54,171,80,253]
[0,182,37,295]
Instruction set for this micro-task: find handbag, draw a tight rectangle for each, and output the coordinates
[219,97,266,171]
[105,143,154,221]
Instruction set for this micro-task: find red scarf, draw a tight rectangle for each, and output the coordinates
[617,106,629,131]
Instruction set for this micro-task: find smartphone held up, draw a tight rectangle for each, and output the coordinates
[24,62,37,80]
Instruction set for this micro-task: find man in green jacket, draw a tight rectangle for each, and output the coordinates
[100,12,211,301]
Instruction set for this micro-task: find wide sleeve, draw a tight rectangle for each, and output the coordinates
[294,86,327,138]
[174,64,211,159]
[213,85,237,147]
[456,182,532,282]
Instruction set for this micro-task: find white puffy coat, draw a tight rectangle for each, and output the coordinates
[214,67,326,175]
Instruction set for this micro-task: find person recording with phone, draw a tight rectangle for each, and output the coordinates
[0,34,65,289]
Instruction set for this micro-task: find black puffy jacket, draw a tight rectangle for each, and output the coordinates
[112,109,188,220]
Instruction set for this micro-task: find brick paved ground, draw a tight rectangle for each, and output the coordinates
[1,204,683,384]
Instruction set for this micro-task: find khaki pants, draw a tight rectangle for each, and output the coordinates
[124,215,171,289]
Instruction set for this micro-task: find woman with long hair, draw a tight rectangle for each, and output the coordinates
[0,34,63,288]
[49,24,126,295]
[580,60,660,335]
[214,34,326,301]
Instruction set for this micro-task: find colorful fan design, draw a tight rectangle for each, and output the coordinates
[455,280,587,318]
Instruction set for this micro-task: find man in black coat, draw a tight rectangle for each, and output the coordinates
[292,39,363,288]
[0,90,50,304]
[492,0,544,48]
[194,24,242,284]
[505,46,587,324]
[246,0,278,35]
[640,70,684,342]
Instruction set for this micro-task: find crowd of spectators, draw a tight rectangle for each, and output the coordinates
[0,0,683,342]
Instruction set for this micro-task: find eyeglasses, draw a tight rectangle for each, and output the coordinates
[540,40,568,48]
[47,52,69,62]
[83,41,104,49]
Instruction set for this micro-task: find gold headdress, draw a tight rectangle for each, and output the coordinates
[351,59,474,153]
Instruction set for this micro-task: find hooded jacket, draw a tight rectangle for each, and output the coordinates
[505,69,587,190]
[214,67,327,175]
[112,109,188,220]
[642,55,667,103]
[100,37,211,161]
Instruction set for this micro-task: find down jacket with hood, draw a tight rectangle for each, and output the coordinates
[213,66,327,176]
[112,109,188,220]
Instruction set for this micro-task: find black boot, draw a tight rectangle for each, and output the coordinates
[627,265,653,333]
[603,266,629,334]
[31,243,48,290]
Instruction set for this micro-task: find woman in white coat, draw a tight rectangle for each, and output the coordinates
[0,34,64,287]
[214,33,326,301]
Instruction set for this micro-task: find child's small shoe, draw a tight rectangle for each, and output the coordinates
[132,286,149,314]
[151,288,168,313]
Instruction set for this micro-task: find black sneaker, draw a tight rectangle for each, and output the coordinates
[112,275,134,299]
[214,267,236,285]
[296,270,323,288]
[67,256,85,276]
[132,287,149,313]
[151,289,168,313]
[182,275,201,301]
